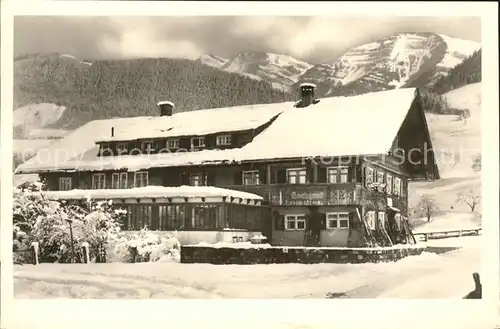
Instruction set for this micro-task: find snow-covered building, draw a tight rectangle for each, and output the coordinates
[16,84,439,247]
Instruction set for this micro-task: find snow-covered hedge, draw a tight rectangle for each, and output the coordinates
[13,183,125,263]
[108,229,181,263]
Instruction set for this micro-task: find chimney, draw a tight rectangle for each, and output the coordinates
[158,101,175,117]
[299,83,316,107]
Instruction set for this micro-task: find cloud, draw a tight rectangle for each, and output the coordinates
[99,17,203,59]
[14,16,481,63]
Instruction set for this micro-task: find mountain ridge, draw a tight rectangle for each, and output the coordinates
[14,32,480,132]
[194,32,480,97]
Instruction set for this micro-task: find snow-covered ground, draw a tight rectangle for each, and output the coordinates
[409,83,482,218]
[412,212,481,233]
[14,236,480,299]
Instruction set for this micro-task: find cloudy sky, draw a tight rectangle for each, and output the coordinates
[14,16,481,64]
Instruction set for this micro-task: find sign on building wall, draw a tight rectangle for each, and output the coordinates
[269,186,354,206]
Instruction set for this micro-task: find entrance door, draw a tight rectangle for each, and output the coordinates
[386,209,398,244]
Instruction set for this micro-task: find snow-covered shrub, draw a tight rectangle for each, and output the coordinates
[13,184,126,263]
[108,228,181,263]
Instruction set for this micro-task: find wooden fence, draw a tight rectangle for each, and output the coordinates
[413,227,482,242]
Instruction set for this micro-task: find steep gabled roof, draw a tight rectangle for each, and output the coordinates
[16,88,422,174]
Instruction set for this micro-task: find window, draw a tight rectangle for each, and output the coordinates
[189,172,206,186]
[112,172,128,189]
[191,137,205,149]
[216,134,232,146]
[126,205,152,230]
[326,212,349,229]
[100,143,111,156]
[92,173,106,189]
[394,177,402,196]
[166,138,179,150]
[287,168,307,184]
[141,140,155,153]
[134,171,148,187]
[116,143,128,155]
[285,214,306,230]
[58,177,72,191]
[365,211,376,230]
[158,205,186,230]
[378,212,386,228]
[376,170,385,192]
[327,166,349,183]
[365,167,374,187]
[242,171,260,185]
[386,174,393,194]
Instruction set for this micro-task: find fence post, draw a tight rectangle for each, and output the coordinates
[131,246,137,263]
[81,242,90,264]
[30,242,39,265]
[458,230,462,237]
[424,233,428,242]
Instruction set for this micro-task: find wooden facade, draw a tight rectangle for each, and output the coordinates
[40,154,416,247]
[34,90,438,248]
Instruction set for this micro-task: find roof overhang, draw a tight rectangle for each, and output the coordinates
[26,185,264,206]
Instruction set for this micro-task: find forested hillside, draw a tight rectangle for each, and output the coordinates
[14,54,294,129]
[431,50,481,94]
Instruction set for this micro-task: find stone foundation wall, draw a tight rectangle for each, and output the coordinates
[180,245,426,264]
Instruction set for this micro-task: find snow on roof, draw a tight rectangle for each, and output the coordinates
[300,82,317,88]
[16,88,418,174]
[234,87,418,161]
[94,103,285,143]
[157,101,174,107]
[39,185,263,201]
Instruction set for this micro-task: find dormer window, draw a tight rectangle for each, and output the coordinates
[100,143,111,156]
[216,134,232,146]
[141,140,155,153]
[117,142,128,155]
[191,137,205,149]
[167,138,179,150]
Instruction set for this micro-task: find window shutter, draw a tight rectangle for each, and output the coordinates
[356,166,362,183]
[347,166,354,182]
[206,172,216,186]
[275,214,285,230]
[307,166,315,183]
[234,171,243,185]
[205,134,216,149]
[179,138,190,150]
[154,140,163,152]
[348,212,355,228]
[231,134,239,147]
[259,168,266,184]
[277,169,287,183]
[318,167,327,183]
[321,212,327,229]
[181,172,189,185]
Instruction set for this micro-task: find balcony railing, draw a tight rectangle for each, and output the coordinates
[222,183,362,206]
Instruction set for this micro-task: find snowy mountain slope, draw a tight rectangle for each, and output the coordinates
[298,32,480,97]
[436,34,481,70]
[195,54,228,69]
[13,103,69,139]
[408,83,481,219]
[197,33,479,97]
[197,52,314,91]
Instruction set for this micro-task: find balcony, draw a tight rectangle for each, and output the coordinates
[222,183,362,206]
